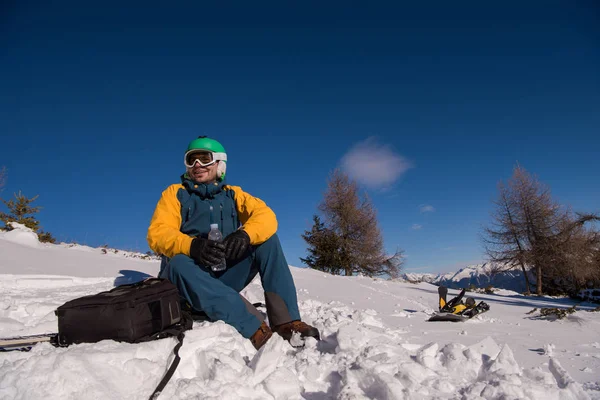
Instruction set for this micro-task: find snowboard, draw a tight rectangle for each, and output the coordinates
[428,306,489,322]
[0,333,58,352]
[428,312,471,322]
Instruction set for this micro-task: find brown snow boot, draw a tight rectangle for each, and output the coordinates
[250,321,273,350]
[273,320,320,342]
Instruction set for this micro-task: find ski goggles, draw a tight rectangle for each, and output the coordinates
[184,150,227,168]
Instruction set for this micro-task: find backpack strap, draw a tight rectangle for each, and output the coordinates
[147,303,265,399]
[148,312,193,400]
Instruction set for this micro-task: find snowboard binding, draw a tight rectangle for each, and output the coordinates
[431,286,490,321]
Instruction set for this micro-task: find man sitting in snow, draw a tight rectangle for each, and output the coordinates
[147,136,320,350]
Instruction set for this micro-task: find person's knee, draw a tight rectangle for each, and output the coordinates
[168,254,195,274]
[257,233,282,251]
[170,253,192,264]
[253,234,289,271]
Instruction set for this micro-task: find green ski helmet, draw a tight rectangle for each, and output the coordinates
[184,136,228,181]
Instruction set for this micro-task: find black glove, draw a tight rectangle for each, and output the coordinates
[223,230,251,261]
[190,237,225,266]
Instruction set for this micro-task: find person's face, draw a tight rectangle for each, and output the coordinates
[185,151,219,183]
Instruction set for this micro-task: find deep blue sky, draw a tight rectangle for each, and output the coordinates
[1,1,599,273]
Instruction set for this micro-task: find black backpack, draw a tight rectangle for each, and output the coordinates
[55,278,193,399]
[55,278,190,344]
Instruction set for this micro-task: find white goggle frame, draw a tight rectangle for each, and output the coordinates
[184,150,227,168]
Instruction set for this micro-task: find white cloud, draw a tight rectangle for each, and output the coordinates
[420,204,435,213]
[340,137,412,189]
[411,224,422,230]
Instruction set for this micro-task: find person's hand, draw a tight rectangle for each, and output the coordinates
[223,230,251,261]
[190,237,225,266]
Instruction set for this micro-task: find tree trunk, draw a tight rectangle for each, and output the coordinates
[536,264,543,295]
[519,262,531,294]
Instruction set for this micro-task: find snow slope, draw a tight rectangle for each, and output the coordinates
[1,228,599,399]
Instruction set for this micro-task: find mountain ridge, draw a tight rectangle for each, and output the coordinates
[402,262,534,293]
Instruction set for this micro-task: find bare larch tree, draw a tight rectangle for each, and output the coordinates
[483,165,599,295]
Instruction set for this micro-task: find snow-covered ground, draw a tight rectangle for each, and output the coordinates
[1,226,599,399]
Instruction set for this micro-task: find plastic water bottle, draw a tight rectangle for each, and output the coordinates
[208,224,226,272]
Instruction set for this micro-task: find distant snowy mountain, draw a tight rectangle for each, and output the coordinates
[402,263,534,293]
[401,272,438,284]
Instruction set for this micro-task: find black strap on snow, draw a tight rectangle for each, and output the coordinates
[148,312,193,400]
[149,331,186,400]
[147,303,265,399]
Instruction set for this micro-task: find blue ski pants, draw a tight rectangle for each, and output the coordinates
[158,233,300,338]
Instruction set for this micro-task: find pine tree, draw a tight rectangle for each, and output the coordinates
[300,215,343,275]
[1,191,41,231]
[0,191,56,243]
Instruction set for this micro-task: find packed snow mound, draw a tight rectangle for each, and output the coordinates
[0,222,41,249]
[0,226,159,278]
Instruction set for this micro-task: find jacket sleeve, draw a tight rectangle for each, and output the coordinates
[226,185,278,245]
[147,184,194,258]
